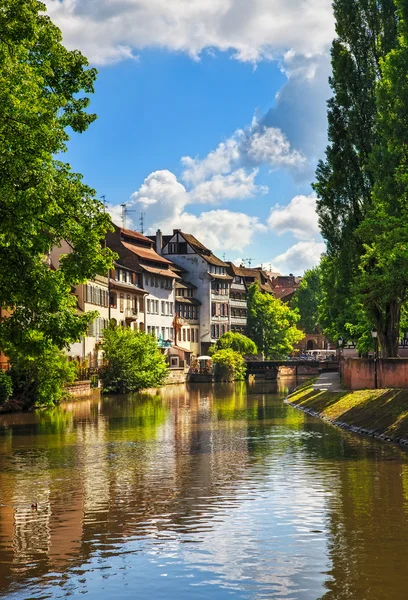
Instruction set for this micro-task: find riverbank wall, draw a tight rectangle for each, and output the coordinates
[286,378,408,447]
[342,357,408,390]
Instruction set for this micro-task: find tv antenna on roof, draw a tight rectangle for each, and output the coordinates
[243,258,254,267]
[121,203,144,232]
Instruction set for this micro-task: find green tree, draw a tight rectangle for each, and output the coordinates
[313,0,398,347]
[292,267,322,333]
[0,0,113,357]
[247,283,304,359]
[212,349,246,382]
[357,0,408,356]
[102,326,168,393]
[7,345,76,407]
[213,332,258,355]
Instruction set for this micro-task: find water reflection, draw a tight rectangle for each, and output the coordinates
[0,380,408,599]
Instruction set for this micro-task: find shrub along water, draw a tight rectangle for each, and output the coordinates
[102,325,168,393]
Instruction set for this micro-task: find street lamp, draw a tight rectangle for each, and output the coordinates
[371,328,378,389]
[338,337,343,360]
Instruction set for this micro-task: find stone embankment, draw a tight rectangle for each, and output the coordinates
[286,374,408,448]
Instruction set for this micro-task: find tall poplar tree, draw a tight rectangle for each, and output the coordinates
[314,0,398,350]
[357,0,408,356]
[0,0,113,355]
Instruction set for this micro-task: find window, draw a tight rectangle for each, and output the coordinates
[161,301,165,315]
[165,328,169,340]
[115,269,120,281]
[215,324,220,338]
[139,297,144,311]
[161,278,164,289]
[170,327,174,340]
[168,242,177,254]
[155,277,159,288]
[211,325,215,339]
[120,294,124,312]
[178,242,187,253]
[170,302,173,314]
[155,300,159,314]
[161,327,165,339]
[187,329,190,342]
[183,329,186,342]
[147,299,151,313]
[127,295,131,309]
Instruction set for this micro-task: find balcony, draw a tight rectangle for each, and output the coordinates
[125,308,137,321]
[211,292,229,301]
[231,316,247,326]
[230,298,247,307]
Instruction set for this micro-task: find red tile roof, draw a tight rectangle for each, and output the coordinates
[122,241,173,265]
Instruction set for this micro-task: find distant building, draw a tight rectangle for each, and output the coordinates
[270,274,301,303]
[158,229,232,354]
[174,279,201,356]
[106,224,179,344]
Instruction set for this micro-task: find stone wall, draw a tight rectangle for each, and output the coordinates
[65,381,95,398]
[165,369,188,385]
[342,358,408,390]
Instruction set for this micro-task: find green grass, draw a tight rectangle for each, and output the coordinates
[288,380,408,441]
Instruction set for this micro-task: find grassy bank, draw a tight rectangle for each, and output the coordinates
[286,378,408,445]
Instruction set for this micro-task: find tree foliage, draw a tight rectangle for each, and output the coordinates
[0,0,114,356]
[212,332,258,356]
[247,284,304,359]
[102,326,168,393]
[212,349,246,382]
[291,267,322,333]
[313,0,400,355]
[7,345,76,407]
[357,0,408,357]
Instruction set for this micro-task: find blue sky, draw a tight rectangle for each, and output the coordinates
[48,0,335,274]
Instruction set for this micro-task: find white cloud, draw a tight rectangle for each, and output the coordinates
[130,170,188,224]
[167,210,267,252]
[246,126,306,168]
[191,168,266,204]
[181,138,241,186]
[45,0,335,66]
[268,193,319,240]
[267,241,326,275]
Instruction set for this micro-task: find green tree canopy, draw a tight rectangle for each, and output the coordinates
[102,326,168,393]
[291,267,322,334]
[357,0,408,357]
[247,283,304,359]
[0,0,113,356]
[212,349,246,382]
[313,0,399,354]
[213,332,258,356]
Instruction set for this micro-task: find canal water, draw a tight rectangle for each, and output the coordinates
[1,380,408,600]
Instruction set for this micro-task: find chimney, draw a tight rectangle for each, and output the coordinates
[156,229,163,255]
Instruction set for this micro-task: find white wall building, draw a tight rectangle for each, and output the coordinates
[159,230,232,354]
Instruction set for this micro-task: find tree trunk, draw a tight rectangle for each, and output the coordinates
[376,300,401,358]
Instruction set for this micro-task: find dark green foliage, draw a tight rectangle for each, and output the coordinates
[7,346,76,407]
[292,267,322,333]
[313,0,400,354]
[247,283,304,359]
[102,326,168,393]
[357,0,408,357]
[212,349,246,382]
[0,370,12,404]
[213,332,258,356]
[0,0,114,356]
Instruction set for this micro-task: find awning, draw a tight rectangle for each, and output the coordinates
[208,272,233,281]
[175,297,201,305]
[142,265,182,279]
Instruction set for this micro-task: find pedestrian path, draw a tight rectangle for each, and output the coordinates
[313,371,343,392]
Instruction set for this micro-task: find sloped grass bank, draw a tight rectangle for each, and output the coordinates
[286,378,408,447]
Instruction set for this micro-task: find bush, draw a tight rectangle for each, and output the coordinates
[213,332,258,356]
[102,325,168,393]
[8,347,76,407]
[212,348,246,382]
[0,370,12,404]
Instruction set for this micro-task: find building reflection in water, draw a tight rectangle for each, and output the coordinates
[1,380,408,599]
